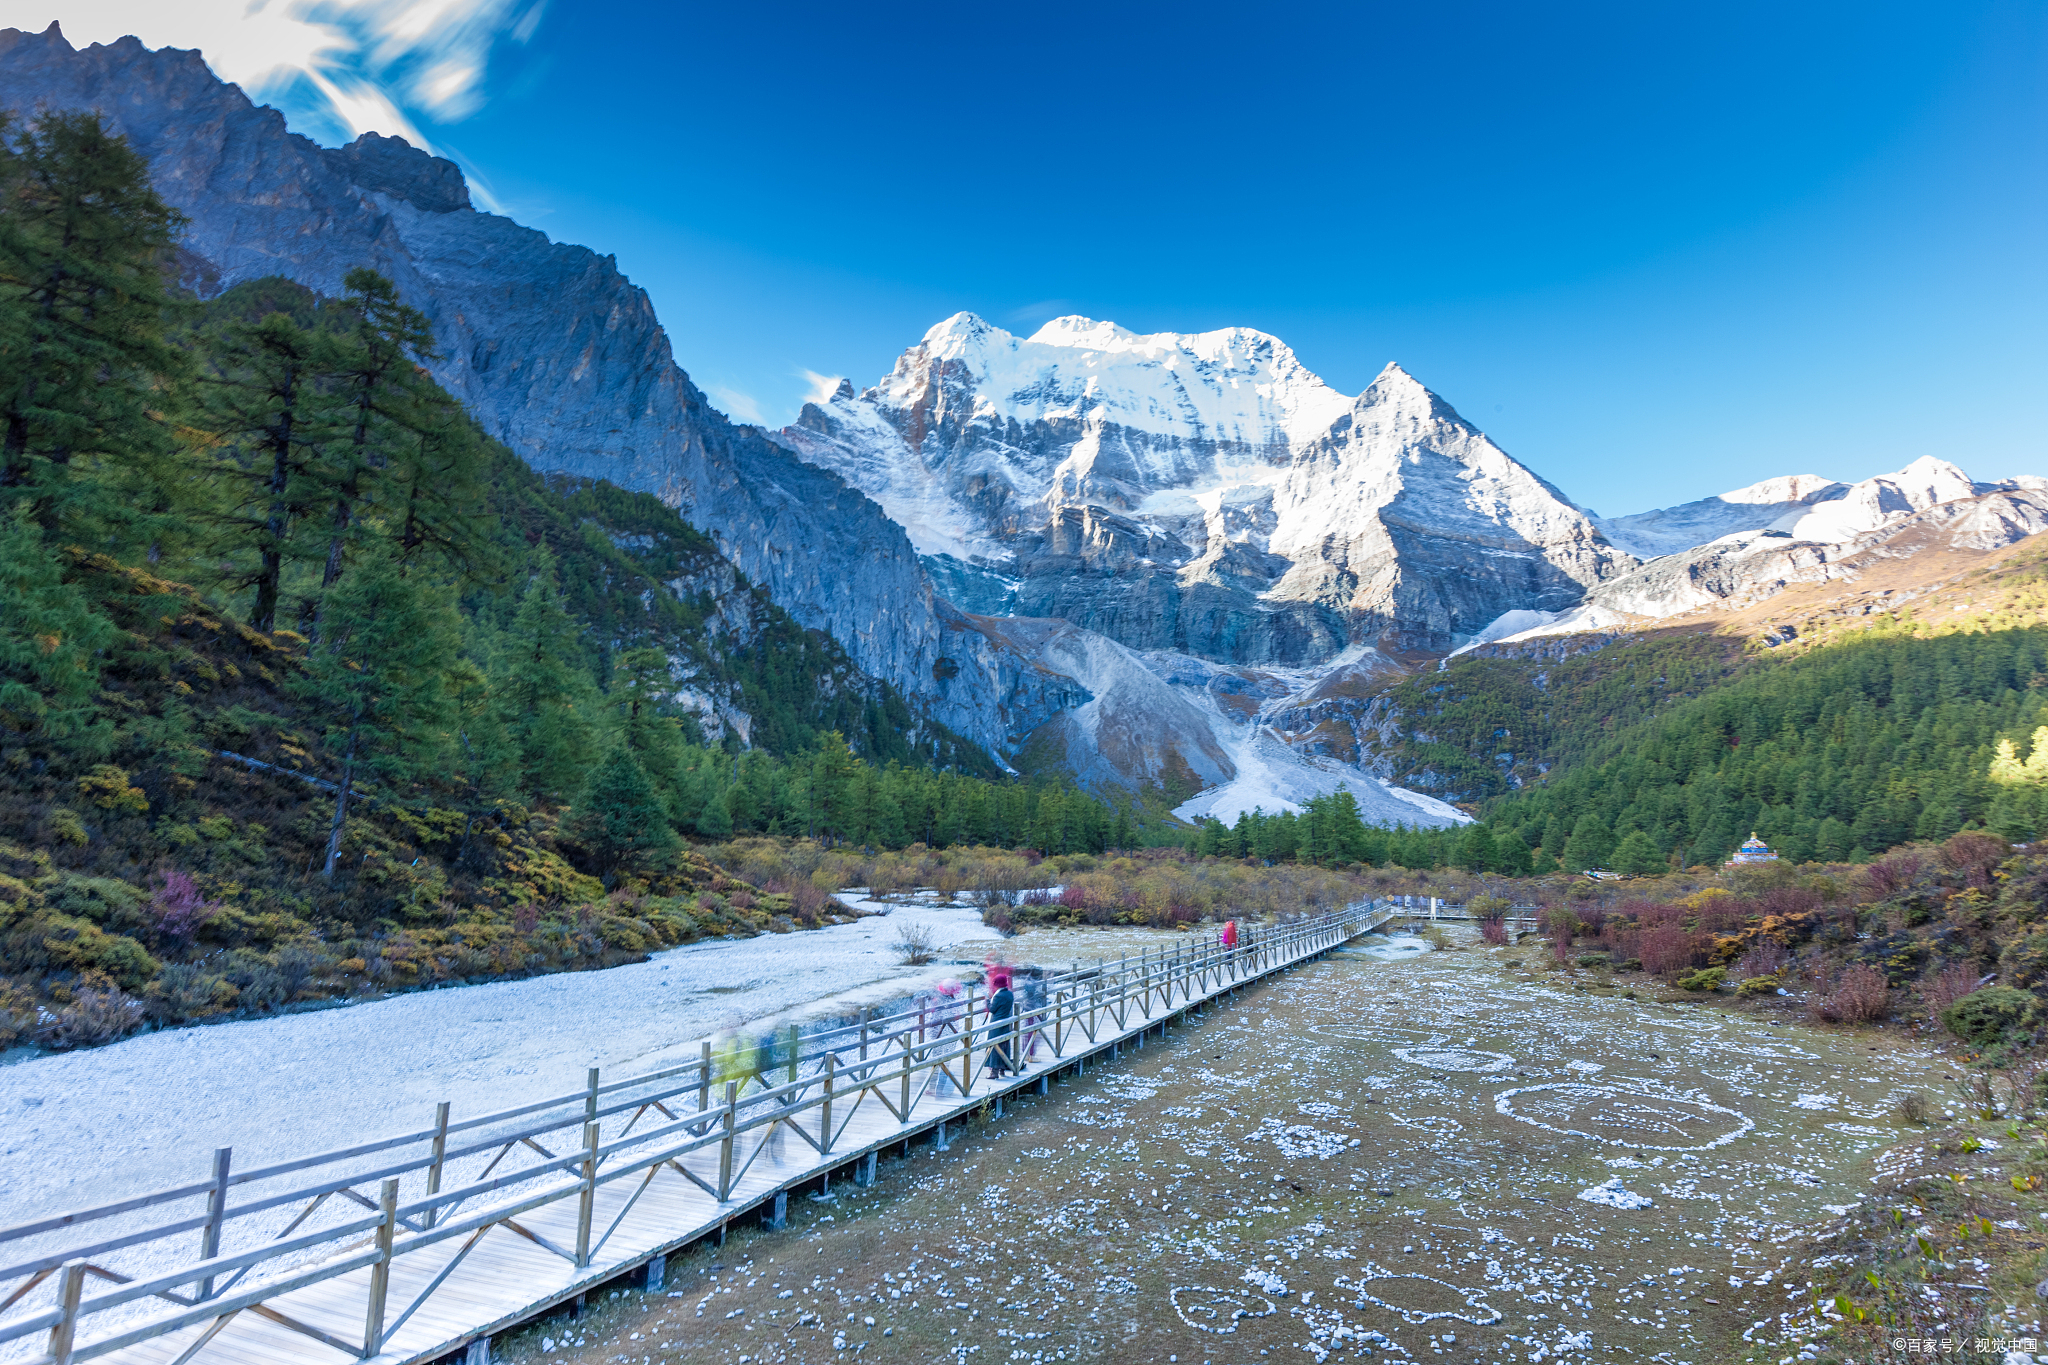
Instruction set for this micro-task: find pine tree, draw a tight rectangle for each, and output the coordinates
[1560,815,1613,872]
[0,112,187,542]
[809,731,859,842]
[1453,823,1497,872]
[189,310,341,632]
[495,549,594,799]
[0,507,118,753]
[565,747,679,887]
[312,268,440,608]
[608,646,689,789]
[292,545,458,878]
[1610,829,1664,876]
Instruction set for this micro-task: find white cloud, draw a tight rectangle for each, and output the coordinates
[4,0,546,152]
[709,386,766,426]
[798,369,846,406]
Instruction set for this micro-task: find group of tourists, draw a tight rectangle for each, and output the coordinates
[708,919,1251,1105]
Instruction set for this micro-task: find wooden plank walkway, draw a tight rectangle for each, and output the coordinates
[0,904,1388,1365]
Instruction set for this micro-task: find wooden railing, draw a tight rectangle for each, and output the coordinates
[0,902,1382,1365]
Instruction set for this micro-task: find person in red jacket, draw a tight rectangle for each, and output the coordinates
[985,967,1015,1077]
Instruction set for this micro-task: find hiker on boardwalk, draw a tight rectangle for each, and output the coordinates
[712,1015,748,1091]
[986,967,1016,1077]
[1221,919,1238,951]
[925,979,964,1095]
[1019,965,1048,1061]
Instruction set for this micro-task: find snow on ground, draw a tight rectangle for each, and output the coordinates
[1444,607,1566,660]
[0,902,1015,1225]
[0,898,1252,1236]
[1168,687,1469,828]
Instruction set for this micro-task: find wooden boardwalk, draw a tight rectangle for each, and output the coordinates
[0,905,1388,1365]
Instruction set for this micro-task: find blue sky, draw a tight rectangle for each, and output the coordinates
[26,0,2048,514]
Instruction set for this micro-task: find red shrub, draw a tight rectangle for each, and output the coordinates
[1688,896,1749,933]
[1939,833,2010,889]
[1920,962,1985,1025]
[1480,915,1508,946]
[1735,941,1789,978]
[147,869,217,944]
[1633,901,1686,932]
[1811,965,1890,1024]
[1862,851,1925,900]
[1639,925,1705,976]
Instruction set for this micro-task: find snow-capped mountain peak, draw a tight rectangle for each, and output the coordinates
[777,315,1628,661]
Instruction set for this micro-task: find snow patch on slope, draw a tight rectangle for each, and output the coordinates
[1155,655,1469,828]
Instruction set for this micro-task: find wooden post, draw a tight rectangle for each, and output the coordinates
[585,1066,600,1125]
[699,1041,711,1116]
[900,1031,913,1118]
[362,1178,398,1356]
[575,1121,599,1267]
[959,998,975,1094]
[646,1252,666,1291]
[786,1024,800,1086]
[46,1259,84,1365]
[820,1054,836,1153]
[198,1146,231,1300]
[859,1007,871,1064]
[718,1082,737,1200]
[425,1101,451,1229]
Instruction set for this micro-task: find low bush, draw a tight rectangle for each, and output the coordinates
[893,921,937,966]
[1941,986,2038,1049]
[1677,966,1726,992]
[36,985,144,1049]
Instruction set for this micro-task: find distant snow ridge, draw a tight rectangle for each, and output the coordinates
[776,313,1626,661]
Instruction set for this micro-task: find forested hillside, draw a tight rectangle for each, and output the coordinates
[0,112,1135,1044]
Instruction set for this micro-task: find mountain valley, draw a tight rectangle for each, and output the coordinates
[3,21,2046,834]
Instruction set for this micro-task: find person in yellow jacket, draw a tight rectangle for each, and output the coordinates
[712,1016,749,1091]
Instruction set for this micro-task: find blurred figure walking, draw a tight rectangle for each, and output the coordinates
[1019,966,1048,1061]
[927,979,963,1096]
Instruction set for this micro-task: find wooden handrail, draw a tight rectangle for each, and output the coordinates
[0,901,1381,1364]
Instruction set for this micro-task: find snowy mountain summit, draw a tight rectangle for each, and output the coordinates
[777,314,1625,660]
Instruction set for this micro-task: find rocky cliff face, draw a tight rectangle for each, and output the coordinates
[0,24,1055,756]
[776,313,1632,659]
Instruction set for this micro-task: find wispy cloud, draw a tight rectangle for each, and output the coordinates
[1005,298,1079,329]
[709,386,766,426]
[798,368,847,406]
[11,0,546,156]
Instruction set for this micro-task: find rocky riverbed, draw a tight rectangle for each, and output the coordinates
[494,929,1991,1365]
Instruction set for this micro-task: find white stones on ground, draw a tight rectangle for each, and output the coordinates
[1249,1118,1351,1159]
[1242,1268,1290,1296]
[1393,1046,1515,1074]
[1170,1285,1280,1334]
[1340,1269,1503,1325]
[1494,1082,1755,1151]
[1577,1177,1654,1210]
